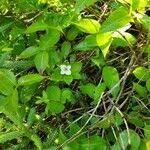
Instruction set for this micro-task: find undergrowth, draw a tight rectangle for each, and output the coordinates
[0,0,150,149]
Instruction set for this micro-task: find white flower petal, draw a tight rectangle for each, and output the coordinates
[60,64,72,75]
[60,65,66,70]
[65,70,71,75]
[60,70,66,75]
[67,65,71,70]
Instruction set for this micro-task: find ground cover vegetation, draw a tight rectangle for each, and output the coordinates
[0,0,150,149]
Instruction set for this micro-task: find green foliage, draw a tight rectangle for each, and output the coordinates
[0,0,150,149]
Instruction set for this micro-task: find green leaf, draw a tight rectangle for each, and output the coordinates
[66,26,79,41]
[26,20,49,33]
[48,101,65,114]
[30,134,42,150]
[19,46,39,58]
[136,13,150,31]
[0,131,22,143]
[64,75,73,84]
[133,82,148,97]
[112,130,141,150]
[79,83,95,98]
[61,41,71,59]
[102,66,120,98]
[61,88,73,103]
[79,135,107,150]
[18,74,44,86]
[92,83,106,105]
[46,86,61,101]
[133,66,150,81]
[146,79,150,92]
[96,32,112,57]
[34,51,49,73]
[101,6,131,32]
[75,0,97,13]
[74,19,100,34]
[112,32,137,47]
[71,62,82,73]
[144,125,150,140]
[39,30,60,50]
[0,69,16,95]
[5,89,18,112]
[20,84,37,103]
[75,35,97,51]
[27,108,36,127]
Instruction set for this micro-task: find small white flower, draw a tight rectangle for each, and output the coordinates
[60,65,71,75]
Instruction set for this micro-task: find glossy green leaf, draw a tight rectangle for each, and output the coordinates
[112,32,137,47]
[101,6,131,32]
[74,19,100,34]
[136,13,150,31]
[26,20,49,33]
[75,35,97,51]
[34,51,49,73]
[133,82,148,97]
[102,66,120,98]
[18,74,44,86]
[96,32,112,57]
[133,66,150,81]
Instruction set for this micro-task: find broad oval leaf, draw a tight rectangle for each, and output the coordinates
[74,35,97,51]
[46,85,61,101]
[133,66,150,81]
[26,20,49,33]
[96,32,112,57]
[112,32,137,47]
[101,6,131,32]
[18,74,45,86]
[61,41,71,59]
[133,82,148,97]
[34,51,49,73]
[39,30,60,50]
[74,19,100,34]
[48,101,65,114]
[19,46,39,58]
[102,66,120,98]
[79,83,96,98]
